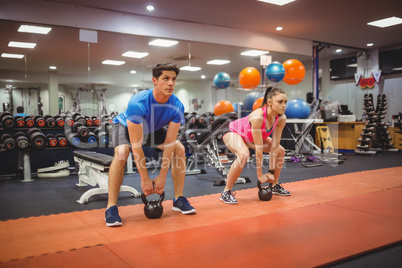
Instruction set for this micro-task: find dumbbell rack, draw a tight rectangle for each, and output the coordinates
[356,94,397,155]
[371,94,398,152]
[0,112,114,182]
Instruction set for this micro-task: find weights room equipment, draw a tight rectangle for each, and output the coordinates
[1,4,402,267]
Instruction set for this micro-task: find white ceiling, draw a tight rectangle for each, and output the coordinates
[1,0,401,88]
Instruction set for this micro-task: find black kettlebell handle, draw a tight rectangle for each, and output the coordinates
[257,180,272,190]
[141,191,165,205]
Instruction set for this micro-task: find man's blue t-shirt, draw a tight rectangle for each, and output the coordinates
[113,88,184,134]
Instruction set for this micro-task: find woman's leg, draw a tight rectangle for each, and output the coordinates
[223,133,250,191]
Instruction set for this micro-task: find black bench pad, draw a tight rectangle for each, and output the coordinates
[73,150,113,167]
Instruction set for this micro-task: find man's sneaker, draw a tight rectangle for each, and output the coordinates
[220,190,238,204]
[172,196,196,214]
[272,184,291,196]
[105,206,122,227]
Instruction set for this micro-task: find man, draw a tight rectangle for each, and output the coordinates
[105,63,196,227]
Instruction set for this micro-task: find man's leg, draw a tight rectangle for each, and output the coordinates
[170,141,196,214]
[106,144,131,209]
[170,142,186,199]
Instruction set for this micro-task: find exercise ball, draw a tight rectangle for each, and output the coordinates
[265,61,285,82]
[243,91,263,111]
[283,59,305,85]
[252,97,264,111]
[233,102,249,117]
[213,72,230,89]
[214,100,234,116]
[239,67,261,89]
[284,98,311,119]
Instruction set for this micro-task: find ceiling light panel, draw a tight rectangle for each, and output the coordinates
[102,60,126,66]
[1,53,25,59]
[149,39,179,47]
[257,0,296,6]
[122,51,149,58]
[241,50,269,57]
[207,59,231,65]
[180,66,202,71]
[8,41,37,49]
[367,16,402,28]
[18,25,52,34]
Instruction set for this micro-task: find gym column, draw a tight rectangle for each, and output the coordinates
[49,70,58,115]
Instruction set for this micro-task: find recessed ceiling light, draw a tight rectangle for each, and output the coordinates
[149,39,179,47]
[102,60,126,66]
[1,53,25,59]
[241,49,269,57]
[130,70,137,74]
[257,0,296,6]
[8,41,36,49]
[276,26,283,31]
[201,75,206,79]
[49,66,57,70]
[18,25,52,34]
[366,43,374,47]
[367,16,402,28]
[207,59,231,65]
[180,66,202,71]
[146,5,155,12]
[122,51,149,58]
[336,49,342,53]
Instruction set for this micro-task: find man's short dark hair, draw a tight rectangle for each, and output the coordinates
[152,63,180,79]
[16,106,24,113]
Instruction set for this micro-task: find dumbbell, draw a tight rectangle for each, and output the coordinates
[67,132,81,147]
[53,115,65,127]
[92,116,101,126]
[34,115,46,127]
[44,115,56,128]
[55,133,68,147]
[85,131,97,145]
[24,116,35,127]
[14,116,25,127]
[0,112,16,128]
[14,131,29,149]
[27,128,46,150]
[72,122,89,139]
[94,127,109,146]
[1,133,16,150]
[73,113,87,125]
[85,116,94,127]
[64,115,75,127]
[46,134,58,147]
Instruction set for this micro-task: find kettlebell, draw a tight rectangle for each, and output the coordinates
[141,192,165,219]
[257,180,272,201]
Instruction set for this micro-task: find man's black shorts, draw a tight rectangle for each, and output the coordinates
[111,123,167,148]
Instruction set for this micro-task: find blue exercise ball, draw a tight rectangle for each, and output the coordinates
[284,98,311,119]
[265,61,285,82]
[233,102,249,117]
[213,72,230,89]
[243,91,263,111]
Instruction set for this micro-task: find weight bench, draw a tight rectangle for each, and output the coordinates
[185,112,250,186]
[73,150,141,204]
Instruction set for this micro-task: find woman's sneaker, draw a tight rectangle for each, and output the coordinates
[220,190,238,204]
[272,184,291,196]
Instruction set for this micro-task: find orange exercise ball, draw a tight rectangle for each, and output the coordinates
[252,97,264,111]
[214,100,234,116]
[282,59,305,85]
[239,67,261,89]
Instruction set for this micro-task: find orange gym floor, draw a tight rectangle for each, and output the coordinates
[0,166,401,267]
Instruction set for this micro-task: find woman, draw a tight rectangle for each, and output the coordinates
[221,86,290,204]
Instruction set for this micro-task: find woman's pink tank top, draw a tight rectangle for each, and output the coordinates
[229,106,279,143]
